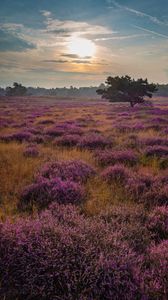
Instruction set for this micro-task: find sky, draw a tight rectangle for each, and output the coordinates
[0,0,168,87]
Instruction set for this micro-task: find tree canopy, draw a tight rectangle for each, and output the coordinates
[6,82,27,96]
[96,75,158,107]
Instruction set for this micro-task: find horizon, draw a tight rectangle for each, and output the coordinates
[0,0,168,87]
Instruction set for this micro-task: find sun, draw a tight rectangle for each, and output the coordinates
[68,37,95,58]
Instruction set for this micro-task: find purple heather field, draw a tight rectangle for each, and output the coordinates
[0,96,168,299]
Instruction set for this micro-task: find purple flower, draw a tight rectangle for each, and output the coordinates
[101,164,131,184]
[38,159,96,183]
[20,178,85,209]
[78,133,112,150]
[144,145,168,157]
[23,146,39,157]
[0,203,142,299]
[96,149,138,166]
[147,206,168,241]
[0,131,32,142]
[54,134,81,147]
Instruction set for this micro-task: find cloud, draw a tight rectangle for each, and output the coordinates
[134,25,168,39]
[72,60,91,64]
[108,0,167,26]
[0,28,36,52]
[42,59,68,63]
[94,33,148,41]
[61,53,91,59]
[40,10,51,17]
[41,10,113,37]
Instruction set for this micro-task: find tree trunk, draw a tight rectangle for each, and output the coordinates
[130,101,134,107]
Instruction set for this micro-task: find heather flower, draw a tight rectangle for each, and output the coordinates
[147,206,168,241]
[101,164,131,184]
[0,203,142,299]
[140,137,168,147]
[78,133,112,150]
[151,117,168,124]
[0,131,32,142]
[38,119,55,125]
[55,134,81,147]
[141,240,168,299]
[143,185,168,208]
[96,149,138,166]
[23,146,39,157]
[38,159,96,183]
[31,135,45,144]
[126,174,153,201]
[20,178,85,209]
[45,127,65,137]
[144,145,168,157]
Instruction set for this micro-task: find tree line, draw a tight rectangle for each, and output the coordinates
[0,76,167,106]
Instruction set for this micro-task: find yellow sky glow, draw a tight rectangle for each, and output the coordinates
[68,37,96,58]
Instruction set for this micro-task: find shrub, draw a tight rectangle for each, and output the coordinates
[101,164,131,184]
[19,178,85,210]
[147,206,168,241]
[141,240,168,299]
[143,185,168,208]
[96,150,138,166]
[23,146,39,158]
[126,174,153,201]
[45,127,65,137]
[140,137,168,147]
[0,204,142,300]
[78,134,112,150]
[38,119,55,125]
[99,205,151,253]
[55,134,81,147]
[0,131,32,143]
[144,145,168,157]
[31,135,45,144]
[38,160,96,183]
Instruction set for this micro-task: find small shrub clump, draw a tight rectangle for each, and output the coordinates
[96,149,138,166]
[144,145,168,157]
[0,131,32,143]
[78,133,112,150]
[23,146,39,157]
[140,240,168,299]
[147,206,168,241]
[38,159,96,183]
[143,185,168,208]
[101,164,131,184]
[20,178,85,210]
[55,134,81,147]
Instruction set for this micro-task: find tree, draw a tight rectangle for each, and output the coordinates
[96,75,158,107]
[6,82,27,96]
